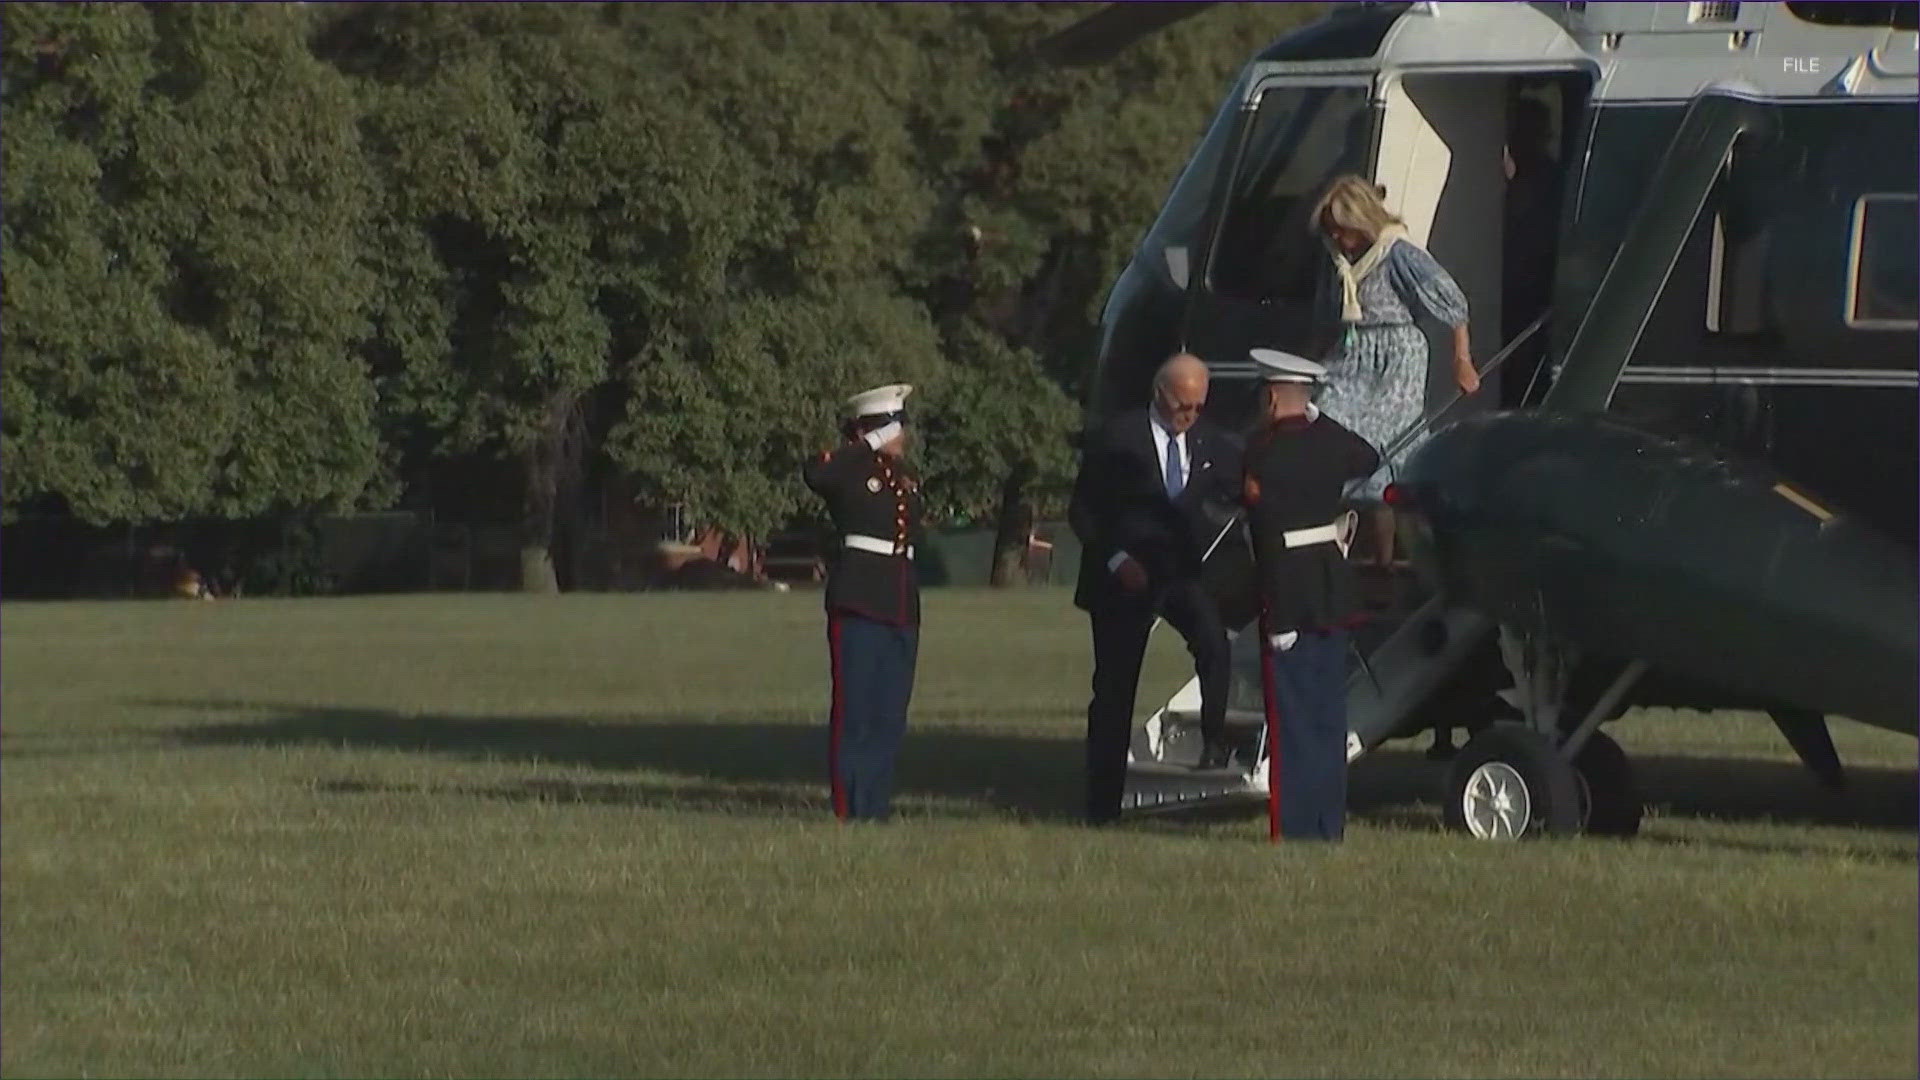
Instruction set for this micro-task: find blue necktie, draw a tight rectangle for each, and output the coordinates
[1163,433,1184,499]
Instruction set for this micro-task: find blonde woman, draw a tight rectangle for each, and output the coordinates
[1308,176,1477,569]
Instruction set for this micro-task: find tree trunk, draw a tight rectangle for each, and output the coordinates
[988,461,1035,588]
[519,426,561,594]
[519,543,559,594]
[519,395,585,595]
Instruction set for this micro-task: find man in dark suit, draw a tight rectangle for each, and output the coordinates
[801,383,926,822]
[1241,349,1380,841]
[1069,353,1244,824]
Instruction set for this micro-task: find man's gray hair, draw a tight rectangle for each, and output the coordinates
[1154,353,1209,389]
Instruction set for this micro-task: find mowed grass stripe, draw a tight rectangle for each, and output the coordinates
[2,592,1913,1077]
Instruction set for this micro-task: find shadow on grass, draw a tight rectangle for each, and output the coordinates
[157,700,1088,822]
[149,699,1915,842]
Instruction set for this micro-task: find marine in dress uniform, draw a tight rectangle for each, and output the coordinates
[801,383,926,822]
[1241,349,1382,841]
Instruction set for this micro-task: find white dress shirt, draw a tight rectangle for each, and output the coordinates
[1108,409,1189,575]
[1148,410,1189,494]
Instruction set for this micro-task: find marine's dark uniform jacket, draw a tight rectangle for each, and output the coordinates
[1242,411,1381,633]
[802,441,926,627]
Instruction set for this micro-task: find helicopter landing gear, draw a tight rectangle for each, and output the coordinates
[1441,627,1649,840]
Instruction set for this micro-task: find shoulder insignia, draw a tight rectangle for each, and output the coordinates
[866,477,882,493]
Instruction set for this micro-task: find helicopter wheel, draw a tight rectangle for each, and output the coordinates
[1570,730,1642,837]
[1441,723,1581,840]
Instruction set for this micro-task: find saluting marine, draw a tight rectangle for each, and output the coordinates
[1241,349,1381,842]
[801,383,926,822]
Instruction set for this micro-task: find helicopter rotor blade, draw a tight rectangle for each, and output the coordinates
[1030,2,1220,69]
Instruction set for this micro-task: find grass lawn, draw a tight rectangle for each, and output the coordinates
[3,590,1914,1078]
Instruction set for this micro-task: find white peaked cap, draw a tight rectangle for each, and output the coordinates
[846,383,913,418]
[1250,348,1326,384]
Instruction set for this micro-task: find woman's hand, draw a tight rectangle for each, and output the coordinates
[1451,325,1479,395]
[1455,352,1480,395]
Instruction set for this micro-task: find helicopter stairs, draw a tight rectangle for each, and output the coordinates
[1121,566,1494,813]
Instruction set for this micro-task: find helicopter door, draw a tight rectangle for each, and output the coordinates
[1376,70,1592,414]
[1180,74,1380,429]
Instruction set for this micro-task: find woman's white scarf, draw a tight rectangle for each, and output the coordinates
[1328,223,1408,326]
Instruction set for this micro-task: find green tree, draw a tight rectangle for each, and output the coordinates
[315,1,746,591]
[599,3,964,543]
[911,322,1077,584]
[2,1,382,525]
[3,0,1333,596]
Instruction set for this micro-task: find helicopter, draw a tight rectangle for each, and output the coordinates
[1048,1,1919,838]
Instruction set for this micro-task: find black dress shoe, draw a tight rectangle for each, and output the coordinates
[1193,741,1235,771]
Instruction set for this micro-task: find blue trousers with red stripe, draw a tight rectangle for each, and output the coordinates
[1261,628,1351,841]
[827,613,918,821]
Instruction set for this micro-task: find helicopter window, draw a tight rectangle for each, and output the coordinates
[1783,1,1918,30]
[1705,146,1774,336]
[1140,89,1245,287]
[1206,84,1374,305]
[1705,212,1771,335]
[1847,195,1918,329]
[1627,154,1747,371]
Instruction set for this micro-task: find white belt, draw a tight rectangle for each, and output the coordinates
[844,534,914,558]
[1282,524,1341,548]
[1282,512,1358,555]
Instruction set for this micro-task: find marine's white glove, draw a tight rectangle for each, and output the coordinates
[1270,630,1299,653]
[1333,510,1358,558]
[862,421,903,450]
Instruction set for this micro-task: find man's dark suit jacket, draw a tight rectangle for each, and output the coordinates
[1067,409,1243,612]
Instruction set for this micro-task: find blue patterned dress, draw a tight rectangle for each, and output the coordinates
[1313,239,1470,503]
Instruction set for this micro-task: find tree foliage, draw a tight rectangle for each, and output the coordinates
[3,1,381,524]
[3,0,1325,585]
[599,3,962,539]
